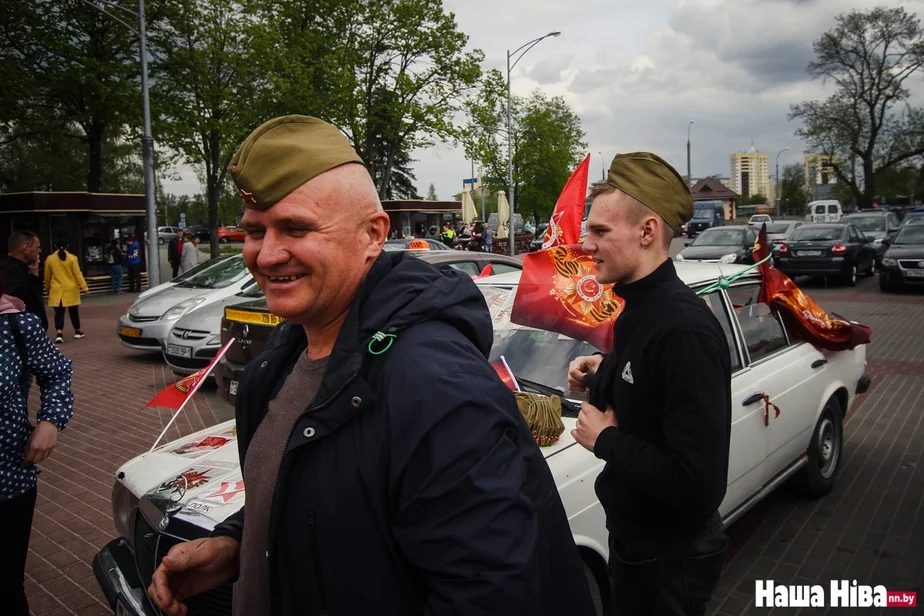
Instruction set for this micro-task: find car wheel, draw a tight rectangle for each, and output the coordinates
[584,561,606,616]
[799,396,843,497]
[220,236,229,244]
[842,264,857,286]
[158,237,165,245]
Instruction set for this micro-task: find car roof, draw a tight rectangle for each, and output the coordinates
[798,223,845,229]
[844,211,888,217]
[475,261,755,288]
[701,225,750,231]
[415,252,521,265]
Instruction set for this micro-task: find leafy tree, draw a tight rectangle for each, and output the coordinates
[789,7,924,209]
[463,70,586,222]
[426,183,438,201]
[739,193,768,206]
[779,163,807,216]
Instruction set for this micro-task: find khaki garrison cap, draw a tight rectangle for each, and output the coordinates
[606,152,694,230]
[227,115,364,210]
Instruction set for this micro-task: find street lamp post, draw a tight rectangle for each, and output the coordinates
[598,151,605,181]
[686,121,694,186]
[776,147,790,218]
[507,31,561,256]
[77,0,160,287]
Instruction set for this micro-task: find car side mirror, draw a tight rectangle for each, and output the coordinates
[882,238,891,247]
[684,242,691,247]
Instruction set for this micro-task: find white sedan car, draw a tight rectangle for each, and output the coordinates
[93,262,870,616]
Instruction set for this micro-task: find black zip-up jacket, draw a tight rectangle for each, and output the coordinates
[0,255,48,331]
[213,251,595,616]
[590,259,731,542]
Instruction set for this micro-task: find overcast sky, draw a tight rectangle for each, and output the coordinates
[161,0,924,202]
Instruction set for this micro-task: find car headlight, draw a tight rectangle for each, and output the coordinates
[206,334,222,346]
[720,253,738,264]
[873,237,884,245]
[675,253,685,262]
[111,479,138,546]
[881,258,897,267]
[128,304,140,317]
[162,297,207,321]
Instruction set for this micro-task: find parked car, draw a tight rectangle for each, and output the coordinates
[765,221,803,244]
[162,280,264,375]
[216,226,245,244]
[675,226,758,264]
[382,238,452,252]
[806,200,843,223]
[528,222,551,251]
[898,211,924,228]
[135,255,235,301]
[184,225,210,242]
[840,211,902,266]
[215,251,524,403]
[686,200,725,237]
[749,214,773,226]
[94,263,870,616]
[775,223,875,286]
[117,256,252,351]
[878,223,924,292]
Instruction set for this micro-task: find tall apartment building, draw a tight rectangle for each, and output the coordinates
[804,154,838,190]
[730,145,770,198]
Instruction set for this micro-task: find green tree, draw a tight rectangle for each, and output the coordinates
[463,70,587,222]
[0,0,140,192]
[739,193,768,206]
[149,0,269,258]
[426,183,438,201]
[789,7,924,209]
[779,163,807,216]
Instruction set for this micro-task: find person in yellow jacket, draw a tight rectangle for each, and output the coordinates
[44,239,89,344]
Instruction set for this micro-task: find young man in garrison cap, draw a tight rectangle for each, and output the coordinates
[147,115,596,616]
[568,153,732,615]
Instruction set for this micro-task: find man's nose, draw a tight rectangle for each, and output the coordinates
[255,232,289,269]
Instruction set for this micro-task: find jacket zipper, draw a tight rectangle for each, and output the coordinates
[307,509,329,615]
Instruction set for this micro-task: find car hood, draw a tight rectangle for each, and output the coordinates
[680,245,741,260]
[861,230,887,240]
[171,293,262,334]
[884,244,924,259]
[129,286,212,317]
[137,281,177,301]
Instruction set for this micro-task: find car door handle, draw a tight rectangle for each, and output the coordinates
[742,392,765,406]
[811,358,828,369]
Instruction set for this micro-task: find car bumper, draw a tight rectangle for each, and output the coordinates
[117,316,174,350]
[778,257,846,276]
[879,269,924,285]
[92,538,157,616]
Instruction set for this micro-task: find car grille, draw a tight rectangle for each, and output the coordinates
[129,315,159,323]
[899,260,924,269]
[120,335,160,347]
[134,513,233,616]
[172,328,210,341]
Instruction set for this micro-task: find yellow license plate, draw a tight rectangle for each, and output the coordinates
[119,325,142,337]
[224,308,283,326]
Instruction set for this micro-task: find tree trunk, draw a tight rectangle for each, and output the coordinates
[207,131,221,259]
[86,122,105,192]
[378,148,395,201]
[860,157,876,208]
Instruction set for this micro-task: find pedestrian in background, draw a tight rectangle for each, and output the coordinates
[483,223,494,253]
[179,232,199,274]
[0,231,48,331]
[105,238,125,294]
[0,278,74,616]
[43,240,89,344]
[125,234,142,292]
[167,229,184,279]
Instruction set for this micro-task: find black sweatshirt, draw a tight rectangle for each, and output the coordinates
[0,255,48,331]
[590,259,731,542]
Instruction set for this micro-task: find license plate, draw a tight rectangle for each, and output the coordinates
[229,380,239,395]
[119,325,141,337]
[166,344,192,358]
[798,250,822,256]
[224,308,284,326]
[115,596,131,616]
[906,270,924,278]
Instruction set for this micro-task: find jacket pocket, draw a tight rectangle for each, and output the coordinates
[307,509,329,616]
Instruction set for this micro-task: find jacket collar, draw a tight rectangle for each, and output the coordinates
[613,258,678,304]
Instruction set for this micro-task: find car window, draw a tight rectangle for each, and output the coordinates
[448,261,481,276]
[790,227,842,241]
[843,216,885,232]
[726,285,788,363]
[745,228,757,245]
[828,205,839,214]
[765,223,790,234]
[894,225,924,244]
[889,214,900,229]
[691,228,745,246]
[180,256,248,289]
[851,226,864,242]
[815,205,825,214]
[490,262,521,275]
[700,291,742,372]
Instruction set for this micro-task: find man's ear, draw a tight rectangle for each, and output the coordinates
[366,211,390,249]
[639,216,658,247]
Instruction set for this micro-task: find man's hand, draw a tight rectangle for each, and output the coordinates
[148,536,240,616]
[568,354,604,393]
[23,421,57,465]
[571,401,618,453]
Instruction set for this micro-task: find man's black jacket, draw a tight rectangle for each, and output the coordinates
[0,255,48,330]
[213,251,595,616]
[167,237,181,266]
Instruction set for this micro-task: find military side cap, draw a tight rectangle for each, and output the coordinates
[606,152,693,230]
[227,115,364,210]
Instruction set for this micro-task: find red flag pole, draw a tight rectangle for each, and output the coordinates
[148,338,236,452]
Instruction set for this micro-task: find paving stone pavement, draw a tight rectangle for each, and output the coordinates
[21,276,924,615]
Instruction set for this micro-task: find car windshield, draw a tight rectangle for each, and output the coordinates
[235,279,264,298]
[170,256,230,283]
[790,227,842,241]
[693,208,715,219]
[480,286,597,397]
[893,226,924,245]
[691,229,744,246]
[765,223,791,234]
[843,216,885,232]
[178,256,248,289]
[901,214,924,227]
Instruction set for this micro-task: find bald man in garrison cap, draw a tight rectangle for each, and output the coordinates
[568,153,732,615]
[148,115,595,616]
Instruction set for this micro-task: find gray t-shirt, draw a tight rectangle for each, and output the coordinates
[234,352,329,616]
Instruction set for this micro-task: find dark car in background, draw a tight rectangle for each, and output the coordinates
[776,223,875,286]
[840,211,902,266]
[215,251,523,403]
[183,224,210,242]
[675,226,757,265]
[878,223,924,292]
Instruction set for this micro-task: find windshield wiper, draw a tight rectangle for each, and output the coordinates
[514,377,581,417]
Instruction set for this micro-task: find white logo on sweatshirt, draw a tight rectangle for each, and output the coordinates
[621,361,634,384]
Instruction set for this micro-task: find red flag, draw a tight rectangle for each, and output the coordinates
[472,263,493,279]
[144,339,235,410]
[540,154,591,249]
[753,224,871,351]
[490,355,520,392]
[511,245,625,351]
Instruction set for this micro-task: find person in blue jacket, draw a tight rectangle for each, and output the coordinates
[125,234,142,292]
[0,281,74,616]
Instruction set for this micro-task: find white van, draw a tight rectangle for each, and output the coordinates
[806,200,843,223]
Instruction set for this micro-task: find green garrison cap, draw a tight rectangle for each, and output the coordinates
[227,115,364,210]
[606,152,694,230]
